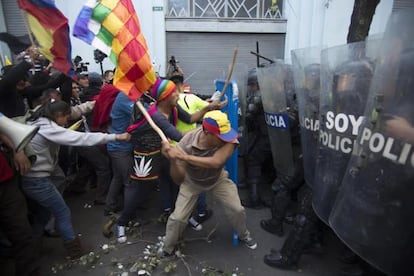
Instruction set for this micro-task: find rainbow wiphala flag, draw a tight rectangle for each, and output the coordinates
[73,0,156,100]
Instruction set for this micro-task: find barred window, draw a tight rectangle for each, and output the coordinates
[167,0,283,19]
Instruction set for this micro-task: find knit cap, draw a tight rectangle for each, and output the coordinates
[150,78,176,102]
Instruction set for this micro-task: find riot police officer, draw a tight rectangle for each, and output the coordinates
[241,68,274,209]
[260,64,318,238]
[263,63,322,269]
[329,10,414,275]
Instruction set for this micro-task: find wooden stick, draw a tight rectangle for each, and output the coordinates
[135,101,168,142]
[218,48,238,99]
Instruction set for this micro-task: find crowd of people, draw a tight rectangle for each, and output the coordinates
[1,38,407,276]
[0,50,257,275]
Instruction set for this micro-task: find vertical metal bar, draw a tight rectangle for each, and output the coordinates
[192,0,194,17]
[256,41,260,67]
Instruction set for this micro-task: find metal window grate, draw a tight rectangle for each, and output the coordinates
[167,0,283,19]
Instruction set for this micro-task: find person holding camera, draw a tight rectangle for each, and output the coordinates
[73,56,90,92]
[166,56,183,79]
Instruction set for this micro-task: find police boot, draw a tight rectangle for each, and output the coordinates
[260,191,290,236]
[264,216,308,269]
[303,223,325,255]
[263,230,304,269]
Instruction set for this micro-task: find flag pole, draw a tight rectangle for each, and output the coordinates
[135,101,168,143]
[217,47,238,100]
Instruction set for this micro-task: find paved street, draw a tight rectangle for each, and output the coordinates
[38,185,345,276]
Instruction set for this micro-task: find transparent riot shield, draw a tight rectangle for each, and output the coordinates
[234,64,248,138]
[329,9,414,276]
[257,63,295,177]
[312,40,379,224]
[291,46,322,188]
[232,64,249,187]
[232,64,248,157]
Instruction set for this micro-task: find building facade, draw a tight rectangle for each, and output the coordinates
[0,0,400,94]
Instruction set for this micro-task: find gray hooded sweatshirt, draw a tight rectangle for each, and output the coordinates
[26,117,116,177]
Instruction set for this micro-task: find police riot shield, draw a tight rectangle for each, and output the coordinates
[291,46,322,188]
[329,9,414,276]
[233,64,249,156]
[312,40,379,224]
[256,63,295,177]
[236,65,248,136]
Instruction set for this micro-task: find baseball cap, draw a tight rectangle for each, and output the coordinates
[75,71,88,81]
[202,110,238,142]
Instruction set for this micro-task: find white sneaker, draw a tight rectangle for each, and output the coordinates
[188,217,203,231]
[117,226,127,243]
[242,236,257,250]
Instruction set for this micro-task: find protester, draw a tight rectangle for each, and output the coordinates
[104,90,133,216]
[169,73,216,230]
[0,121,40,276]
[114,78,220,243]
[20,100,130,259]
[159,110,257,256]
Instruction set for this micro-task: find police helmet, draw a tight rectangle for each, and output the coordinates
[304,63,321,90]
[334,60,373,93]
[305,63,320,78]
[247,68,258,85]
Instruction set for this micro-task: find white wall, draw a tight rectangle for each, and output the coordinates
[55,0,166,75]
[284,0,393,63]
[369,0,393,36]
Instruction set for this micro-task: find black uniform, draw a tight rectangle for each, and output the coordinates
[241,68,274,209]
[263,64,322,269]
[260,89,304,238]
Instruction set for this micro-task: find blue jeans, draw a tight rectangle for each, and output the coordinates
[197,192,207,215]
[20,176,76,241]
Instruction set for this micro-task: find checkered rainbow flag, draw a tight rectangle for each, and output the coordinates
[73,0,156,100]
